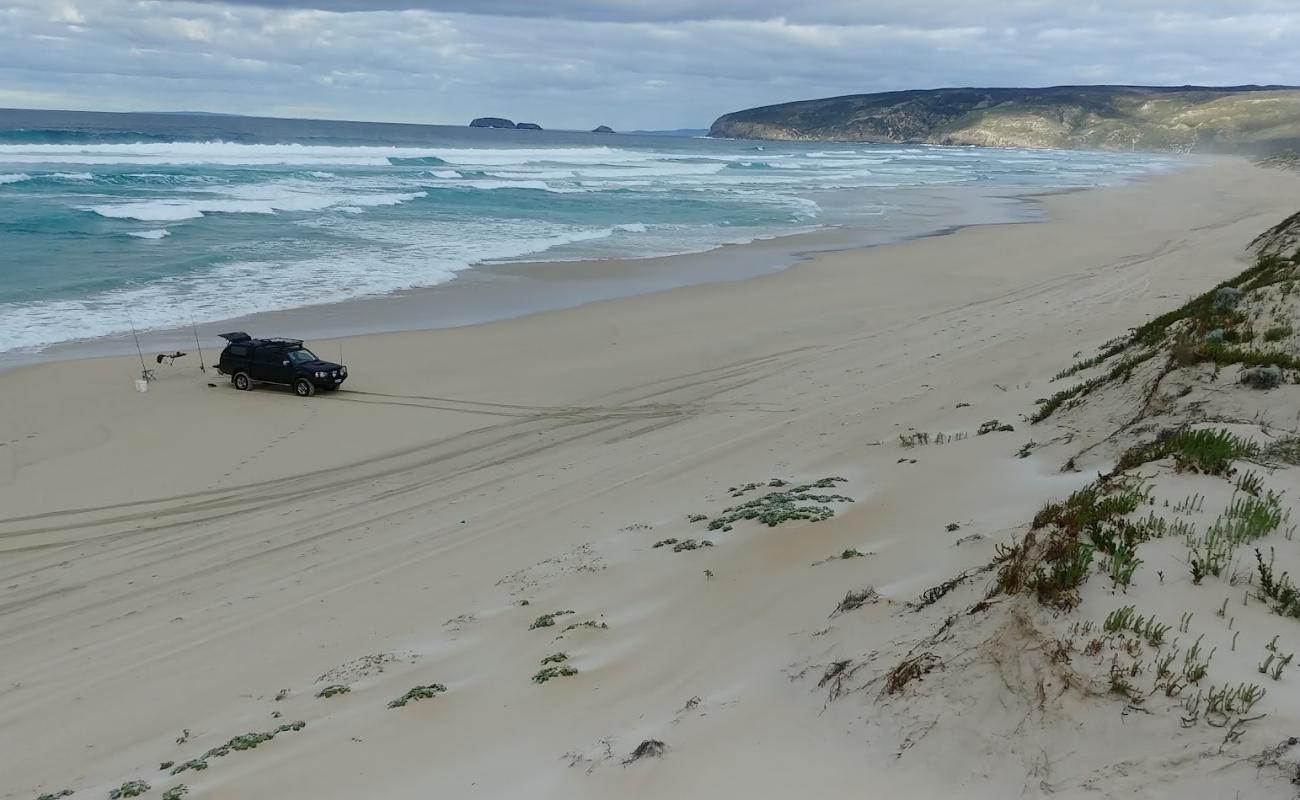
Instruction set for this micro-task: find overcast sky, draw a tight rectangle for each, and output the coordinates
[3,1,1299,129]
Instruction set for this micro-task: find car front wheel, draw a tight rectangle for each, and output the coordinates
[233,372,252,391]
[293,378,316,398]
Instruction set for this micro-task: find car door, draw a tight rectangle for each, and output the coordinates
[252,348,289,383]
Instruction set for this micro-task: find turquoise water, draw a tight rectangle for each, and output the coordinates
[0,109,1179,354]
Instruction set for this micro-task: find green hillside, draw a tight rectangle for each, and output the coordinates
[709,86,1300,152]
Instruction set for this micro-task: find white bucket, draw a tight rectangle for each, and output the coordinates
[135,379,149,393]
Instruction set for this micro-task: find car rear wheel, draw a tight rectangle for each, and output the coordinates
[293,378,316,397]
[233,372,252,391]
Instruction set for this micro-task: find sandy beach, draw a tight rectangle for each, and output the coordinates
[5,158,1300,799]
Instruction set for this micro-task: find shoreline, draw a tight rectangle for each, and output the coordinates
[3,182,1092,371]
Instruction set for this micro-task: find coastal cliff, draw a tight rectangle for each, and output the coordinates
[710,85,1300,152]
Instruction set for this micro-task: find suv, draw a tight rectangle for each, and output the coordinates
[217,332,347,397]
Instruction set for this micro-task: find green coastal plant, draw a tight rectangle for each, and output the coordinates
[1264,324,1293,342]
[706,477,851,531]
[1235,470,1264,496]
[1100,543,1142,588]
[172,722,307,774]
[677,539,712,552]
[388,684,446,708]
[161,787,188,800]
[1033,252,1300,426]
[1103,605,1170,646]
[316,684,351,699]
[1255,548,1300,618]
[532,665,579,684]
[529,610,575,629]
[108,782,150,799]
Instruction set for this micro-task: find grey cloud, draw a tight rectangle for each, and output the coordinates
[174,0,1300,26]
[4,1,1300,130]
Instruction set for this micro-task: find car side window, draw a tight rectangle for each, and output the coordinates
[228,345,248,358]
[254,349,281,364]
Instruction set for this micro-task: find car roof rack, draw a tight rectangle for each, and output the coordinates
[257,337,305,349]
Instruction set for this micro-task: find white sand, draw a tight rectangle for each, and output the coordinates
[3,160,1300,799]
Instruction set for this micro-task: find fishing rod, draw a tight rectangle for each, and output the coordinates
[192,319,206,373]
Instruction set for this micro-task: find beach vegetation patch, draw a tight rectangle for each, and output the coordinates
[882,652,941,696]
[532,665,579,684]
[316,684,350,699]
[1261,435,1300,466]
[829,587,880,617]
[706,477,851,531]
[172,722,306,774]
[108,782,149,799]
[1103,605,1170,646]
[1264,324,1294,342]
[1033,251,1300,424]
[623,740,667,764]
[997,478,1155,608]
[1116,427,1258,476]
[37,791,73,800]
[161,787,188,800]
[977,419,1015,435]
[672,539,713,552]
[1255,548,1300,619]
[388,684,447,708]
[530,610,575,630]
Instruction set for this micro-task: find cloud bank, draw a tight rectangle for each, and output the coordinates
[3,1,1298,129]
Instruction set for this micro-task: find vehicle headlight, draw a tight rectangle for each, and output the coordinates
[315,371,327,378]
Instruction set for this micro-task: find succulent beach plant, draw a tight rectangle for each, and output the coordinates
[529,610,575,630]
[388,684,447,708]
[532,665,579,684]
[108,781,150,799]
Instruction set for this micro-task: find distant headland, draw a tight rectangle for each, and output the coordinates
[709,85,1300,153]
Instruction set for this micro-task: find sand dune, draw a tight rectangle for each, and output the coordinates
[3,159,1300,799]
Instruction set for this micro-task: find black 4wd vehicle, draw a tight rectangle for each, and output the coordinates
[217,332,348,397]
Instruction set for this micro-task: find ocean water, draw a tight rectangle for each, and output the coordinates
[0,109,1179,355]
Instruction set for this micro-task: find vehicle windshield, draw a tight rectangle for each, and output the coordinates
[286,349,318,364]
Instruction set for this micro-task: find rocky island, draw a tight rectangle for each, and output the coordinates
[709,85,1300,152]
[469,117,517,129]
